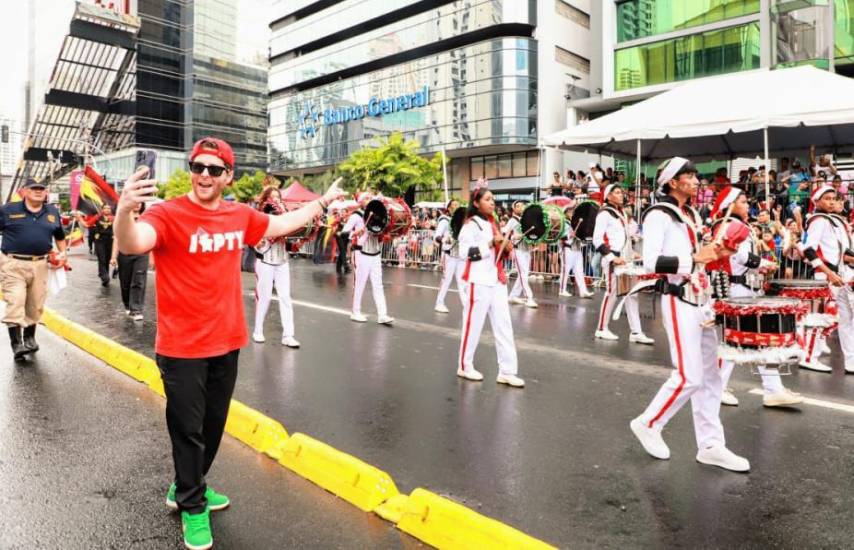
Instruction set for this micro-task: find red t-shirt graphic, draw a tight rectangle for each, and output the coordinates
[141,195,269,358]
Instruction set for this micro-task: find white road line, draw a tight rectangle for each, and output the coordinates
[748,389,854,414]
[406,283,457,293]
[291,299,352,316]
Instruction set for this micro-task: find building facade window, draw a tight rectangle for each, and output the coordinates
[555,0,590,28]
[555,46,590,74]
[469,151,539,180]
[835,0,854,66]
[616,0,760,43]
[614,22,761,91]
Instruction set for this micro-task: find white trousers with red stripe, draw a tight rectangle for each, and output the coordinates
[719,284,784,394]
[458,282,518,375]
[436,254,464,307]
[352,251,387,317]
[254,261,295,338]
[597,262,641,334]
[509,249,533,301]
[833,284,854,370]
[559,249,589,295]
[638,295,725,450]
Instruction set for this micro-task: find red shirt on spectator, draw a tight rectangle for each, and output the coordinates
[141,195,269,358]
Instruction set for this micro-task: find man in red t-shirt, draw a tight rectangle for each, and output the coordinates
[114,137,344,549]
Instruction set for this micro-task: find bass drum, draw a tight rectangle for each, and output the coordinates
[364,197,413,238]
[571,200,599,241]
[450,204,468,241]
[520,203,566,245]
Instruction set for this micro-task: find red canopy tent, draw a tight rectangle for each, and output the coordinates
[280,181,319,205]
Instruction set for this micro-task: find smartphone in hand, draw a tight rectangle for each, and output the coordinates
[135,149,159,201]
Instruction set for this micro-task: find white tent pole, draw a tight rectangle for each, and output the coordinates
[635,139,642,221]
[441,146,449,203]
[763,126,770,208]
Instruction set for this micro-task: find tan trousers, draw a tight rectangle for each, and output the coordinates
[1,255,49,327]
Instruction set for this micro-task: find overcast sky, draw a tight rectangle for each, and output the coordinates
[0,0,271,127]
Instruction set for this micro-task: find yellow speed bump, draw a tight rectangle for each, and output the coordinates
[224,400,289,460]
[397,488,557,550]
[279,433,399,512]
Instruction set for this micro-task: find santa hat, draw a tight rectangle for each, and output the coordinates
[811,185,836,205]
[602,183,618,204]
[709,186,743,219]
[657,157,695,186]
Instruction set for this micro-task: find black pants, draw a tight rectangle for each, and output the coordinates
[117,253,148,312]
[157,350,239,513]
[335,234,349,273]
[94,239,112,284]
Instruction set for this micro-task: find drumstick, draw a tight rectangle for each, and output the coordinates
[495,226,536,266]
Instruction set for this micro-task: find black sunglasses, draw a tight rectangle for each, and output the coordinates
[188,161,227,177]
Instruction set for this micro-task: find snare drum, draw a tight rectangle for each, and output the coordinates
[364,197,413,239]
[766,279,834,328]
[714,297,808,365]
[614,262,648,297]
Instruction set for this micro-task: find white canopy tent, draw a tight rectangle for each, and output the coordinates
[544,66,854,209]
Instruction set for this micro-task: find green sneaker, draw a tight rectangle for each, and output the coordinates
[167,483,230,511]
[181,508,212,550]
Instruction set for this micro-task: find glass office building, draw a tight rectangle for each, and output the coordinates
[269,0,594,198]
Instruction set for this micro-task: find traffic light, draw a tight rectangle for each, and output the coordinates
[1,125,8,143]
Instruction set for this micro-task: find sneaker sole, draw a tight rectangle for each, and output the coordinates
[497,379,525,388]
[695,457,749,472]
[184,538,213,550]
[763,399,804,407]
[167,500,229,512]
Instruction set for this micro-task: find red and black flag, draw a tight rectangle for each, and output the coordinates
[73,165,119,226]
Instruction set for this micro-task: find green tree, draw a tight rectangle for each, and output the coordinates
[157,168,192,200]
[228,170,267,203]
[338,132,444,198]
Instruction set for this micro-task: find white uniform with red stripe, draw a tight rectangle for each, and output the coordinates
[343,211,388,318]
[434,214,464,308]
[253,237,295,339]
[505,216,534,301]
[592,206,641,334]
[457,215,518,375]
[637,198,725,450]
[832,214,854,370]
[559,225,589,295]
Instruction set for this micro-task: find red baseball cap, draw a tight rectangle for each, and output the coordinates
[190,137,235,168]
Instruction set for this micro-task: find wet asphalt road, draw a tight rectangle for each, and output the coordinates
[0,324,419,549]
[35,250,854,548]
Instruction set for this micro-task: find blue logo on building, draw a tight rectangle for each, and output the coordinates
[298,86,430,140]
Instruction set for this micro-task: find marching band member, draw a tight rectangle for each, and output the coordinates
[708,187,802,407]
[592,184,653,344]
[434,199,462,313]
[631,157,750,473]
[457,186,524,387]
[558,203,593,298]
[506,201,538,308]
[252,187,299,348]
[831,193,854,373]
[799,185,854,372]
[344,192,394,325]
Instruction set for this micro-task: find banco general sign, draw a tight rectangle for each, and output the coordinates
[298,85,430,139]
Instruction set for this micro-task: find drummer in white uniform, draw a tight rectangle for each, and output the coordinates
[592,184,653,344]
[800,186,850,371]
[457,186,525,387]
[558,203,594,298]
[630,157,750,473]
[506,201,538,308]
[831,193,854,373]
[343,192,394,325]
[708,186,803,407]
[434,199,462,313]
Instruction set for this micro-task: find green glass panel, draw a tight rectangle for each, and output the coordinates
[614,22,761,90]
[616,0,761,42]
[836,0,854,65]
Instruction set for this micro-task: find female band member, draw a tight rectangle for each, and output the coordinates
[252,187,300,348]
[457,186,525,387]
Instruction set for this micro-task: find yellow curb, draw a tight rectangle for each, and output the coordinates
[41,307,557,549]
[398,488,557,549]
[279,433,399,513]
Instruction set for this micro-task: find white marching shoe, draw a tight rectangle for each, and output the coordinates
[525,299,538,309]
[799,359,832,372]
[846,364,854,375]
[720,388,739,406]
[630,417,670,460]
[558,290,573,298]
[496,373,525,387]
[696,445,750,472]
[580,291,595,299]
[377,315,395,325]
[509,297,526,305]
[434,304,450,313]
[763,388,803,407]
[820,341,832,355]
[350,312,368,323]
[595,329,619,341]
[252,332,266,343]
[282,336,300,348]
[456,367,484,381]
[629,333,654,345]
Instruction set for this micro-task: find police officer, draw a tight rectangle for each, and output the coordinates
[0,178,67,360]
[91,203,115,286]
